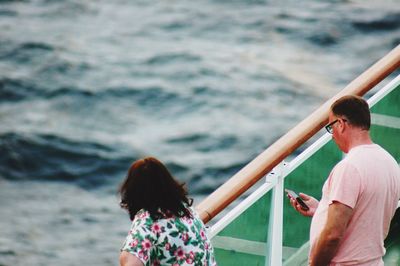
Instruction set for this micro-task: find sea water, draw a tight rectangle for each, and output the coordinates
[0,0,399,265]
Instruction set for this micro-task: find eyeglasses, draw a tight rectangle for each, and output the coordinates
[325,119,347,134]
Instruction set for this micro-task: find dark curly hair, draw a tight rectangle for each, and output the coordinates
[119,157,193,220]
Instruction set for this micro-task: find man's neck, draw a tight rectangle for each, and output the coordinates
[347,130,373,151]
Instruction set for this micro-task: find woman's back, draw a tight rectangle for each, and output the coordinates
[121,207,216,266]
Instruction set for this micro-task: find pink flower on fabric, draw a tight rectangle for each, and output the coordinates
[186,251,195,264]
[151,223,162,234]
[204,242,209,250]
[152,260,160,266]
[165,242,171,250]
[141,239,152,251]
[138,250,145,259]
[189,251,195,259]
[200,229,207,240]
[182,216,193,225]
[139,211,149,219]
[181,233,189,243]
[130,239,139,248]
[174,247,186,260]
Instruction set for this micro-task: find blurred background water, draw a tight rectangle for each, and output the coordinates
[0,0,399,265]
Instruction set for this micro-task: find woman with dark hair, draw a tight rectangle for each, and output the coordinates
[119,157,217,266]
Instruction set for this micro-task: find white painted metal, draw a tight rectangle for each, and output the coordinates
[371,113,400,129]
[266,162,286,266]
[212,235,267,256]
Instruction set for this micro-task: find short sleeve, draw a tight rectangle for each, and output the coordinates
[121,211,157,265]
[328,161,361,209]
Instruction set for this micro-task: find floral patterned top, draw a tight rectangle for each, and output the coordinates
[121,207,217,266]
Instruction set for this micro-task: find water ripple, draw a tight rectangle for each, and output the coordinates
[0,132,132,188]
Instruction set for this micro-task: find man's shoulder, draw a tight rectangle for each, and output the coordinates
[343,144,399,177]
[336,156,358,170]
[347,144,394,162]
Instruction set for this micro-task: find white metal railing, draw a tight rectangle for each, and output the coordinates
[197,45,400,224]
[266,162,285,266]
[210,74,400,266]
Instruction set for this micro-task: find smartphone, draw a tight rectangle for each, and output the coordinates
[285,189,309,211]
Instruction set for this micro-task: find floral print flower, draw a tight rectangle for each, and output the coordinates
[181,232,189,243]
[174,247,186,260]
[129,239,139,248]
[142,239,152,251]
[138,250,145,259]
[200,229,207,240]
[151,222,163,235]
[139,211,149,219]
[152,260,160,266]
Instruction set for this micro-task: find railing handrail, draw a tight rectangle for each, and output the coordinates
[196,44,400,223]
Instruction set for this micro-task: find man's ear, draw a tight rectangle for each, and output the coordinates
[338,119,347,133]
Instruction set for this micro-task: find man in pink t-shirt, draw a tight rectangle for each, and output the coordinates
[289,95,400,266]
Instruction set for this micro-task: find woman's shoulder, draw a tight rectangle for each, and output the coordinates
[181,207,207,229]
[187,206,200,219]
[133,209,153,224]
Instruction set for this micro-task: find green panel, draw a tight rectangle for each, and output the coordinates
[384,244,400,265]
[214,182,271,265]
[371,125,400,162]
[370,83,400,117]
[283,140,342,248]
[214,249,265,266]
[218,192,271,242]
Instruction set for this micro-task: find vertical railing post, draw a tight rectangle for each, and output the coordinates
[265,162,286,266]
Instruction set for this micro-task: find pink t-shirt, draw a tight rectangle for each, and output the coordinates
[310,144,400,265]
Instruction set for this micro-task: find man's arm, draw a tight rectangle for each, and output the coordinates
[309,202,353,266]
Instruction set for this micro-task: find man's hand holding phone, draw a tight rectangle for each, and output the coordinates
[285,189,319,217]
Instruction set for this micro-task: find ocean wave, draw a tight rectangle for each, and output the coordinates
[0,132,132,188]
[0,41,55,63]
[0,8,17,16]
[0,76,184,109]
[189,162,245,194]
[0,132,204,190]
[0,0,27,4]
[143,52,202,66]
[37,59,92,77]
[0,78,93,102]
[0,78,38,102]
[307,31,339,46]
[167,133,239,153]
[352,12,400,32]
